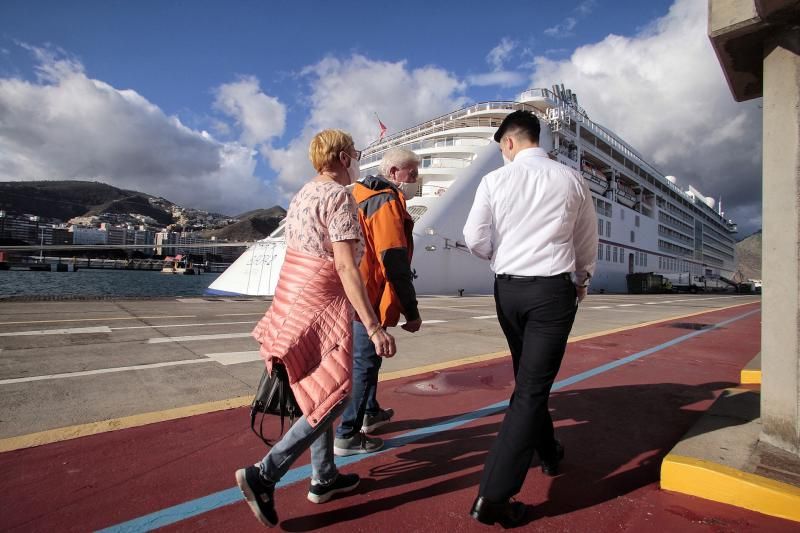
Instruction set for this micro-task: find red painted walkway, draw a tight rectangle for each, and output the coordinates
[2,302,796,532]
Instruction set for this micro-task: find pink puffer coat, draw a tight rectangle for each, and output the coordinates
[251,248,353,427]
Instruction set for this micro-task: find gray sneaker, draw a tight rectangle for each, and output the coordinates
[307,472,360,504]
[362,407,394,433]
[334,432,384,456]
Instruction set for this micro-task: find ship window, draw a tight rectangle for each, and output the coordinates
[605,245,610,261]
[606,221,611,237]
[598,244,603,261]
[635,215,640,227]
[421,156,432,168]
[620,209,625,221]
[445,137,454,147]
[630,231,635,243]
[613,247,618,263]
[597,218,603,234]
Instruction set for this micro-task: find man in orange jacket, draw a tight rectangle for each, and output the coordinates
[334,147,423,456]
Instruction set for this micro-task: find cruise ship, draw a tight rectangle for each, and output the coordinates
[207,86,738,296]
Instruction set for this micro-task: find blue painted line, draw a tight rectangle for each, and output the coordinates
[98,307,759,533]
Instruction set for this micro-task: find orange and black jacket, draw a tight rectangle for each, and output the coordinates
[352,175,419,327]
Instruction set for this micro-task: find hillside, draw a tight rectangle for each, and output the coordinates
[735,230,762,280]
[202,207,286,241]
[84,194,174,225]
[0,181,137,221]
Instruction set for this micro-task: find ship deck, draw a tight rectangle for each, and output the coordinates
[3,294,794,531]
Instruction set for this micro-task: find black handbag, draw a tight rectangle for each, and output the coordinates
[250,362,302,446]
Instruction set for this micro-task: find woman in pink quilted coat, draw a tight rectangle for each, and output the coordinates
[235,129,396,528]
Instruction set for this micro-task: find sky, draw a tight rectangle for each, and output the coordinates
[0,0,762,236]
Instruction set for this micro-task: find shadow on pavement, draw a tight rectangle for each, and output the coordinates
[281,380,743,530]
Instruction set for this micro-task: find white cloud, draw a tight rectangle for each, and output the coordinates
[487,38,517,71]
[575,0,597,16]
[531,0,762,234]
[467,38,526,88]
[544,17,577,38]
[0,46,277,216]
[213,76,286,147]
[263,54,467,193]
[467,71,527,88]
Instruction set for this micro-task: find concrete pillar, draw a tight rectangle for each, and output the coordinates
[760,35,800,455]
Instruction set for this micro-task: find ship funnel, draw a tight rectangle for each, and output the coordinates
[665,175,677,184]
[704,197,716,209]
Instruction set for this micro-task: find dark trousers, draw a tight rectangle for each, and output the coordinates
[478,276,578,502]
[336,321,383,438]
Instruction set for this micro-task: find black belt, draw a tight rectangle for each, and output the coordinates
[495,273,571,281]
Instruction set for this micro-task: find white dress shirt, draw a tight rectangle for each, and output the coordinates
[463,147,598,286]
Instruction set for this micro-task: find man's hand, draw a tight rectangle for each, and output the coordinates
[576,286,588,303]
[401,318,422,332]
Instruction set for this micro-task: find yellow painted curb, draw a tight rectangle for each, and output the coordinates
[661,454,800,522]
[1,300,759,453]
[0,396,251,453]
[740,369,762,385]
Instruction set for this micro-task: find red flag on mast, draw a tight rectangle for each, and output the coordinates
[376,113,387,140]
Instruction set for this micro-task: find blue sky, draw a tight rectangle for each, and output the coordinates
[0,0,762,235]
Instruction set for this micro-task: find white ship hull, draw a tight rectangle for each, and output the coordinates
[208,87,738,297]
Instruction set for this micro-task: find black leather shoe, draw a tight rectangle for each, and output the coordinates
[541,440,564,476]
[470,496,527,527]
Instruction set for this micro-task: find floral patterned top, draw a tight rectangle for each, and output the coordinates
[284,179,363,263]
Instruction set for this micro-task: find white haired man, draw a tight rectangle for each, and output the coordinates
[334,147,423,456]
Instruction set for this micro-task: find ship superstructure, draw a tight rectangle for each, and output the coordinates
[207,86,737,296]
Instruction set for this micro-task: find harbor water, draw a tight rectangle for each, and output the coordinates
[0,269,221,298]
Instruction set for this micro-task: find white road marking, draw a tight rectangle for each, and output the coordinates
[147,333,253,344]
[618,304,639,307]
[0,326,112,337]
[584,306,612,309]
[110,321,254,331]
[472,315,498,320]
[422,320,448,325]
[0,359,209,385]
[0,315,197,326]
[204,351,262,365]
[218,313,264,317]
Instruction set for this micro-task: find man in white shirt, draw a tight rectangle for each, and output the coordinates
[464,110,598,527]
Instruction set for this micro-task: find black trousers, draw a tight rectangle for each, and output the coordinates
[478,276,578,502]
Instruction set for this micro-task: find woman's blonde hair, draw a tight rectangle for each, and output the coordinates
[309,129,354,172]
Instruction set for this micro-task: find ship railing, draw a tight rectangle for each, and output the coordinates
[362,116,505,164]
[658,227,694,246]
[518,88,554,102]
[364,100,538,155]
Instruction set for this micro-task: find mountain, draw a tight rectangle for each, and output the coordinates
[0,180,140,221]
[735,230,761,280]
[83,194,174,225]
[201,206,286,241]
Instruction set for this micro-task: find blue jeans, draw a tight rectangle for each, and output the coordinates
[335,321,383,439]
[258,399,347,486]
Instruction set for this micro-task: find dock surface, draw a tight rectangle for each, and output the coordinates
[3,294,793,531]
